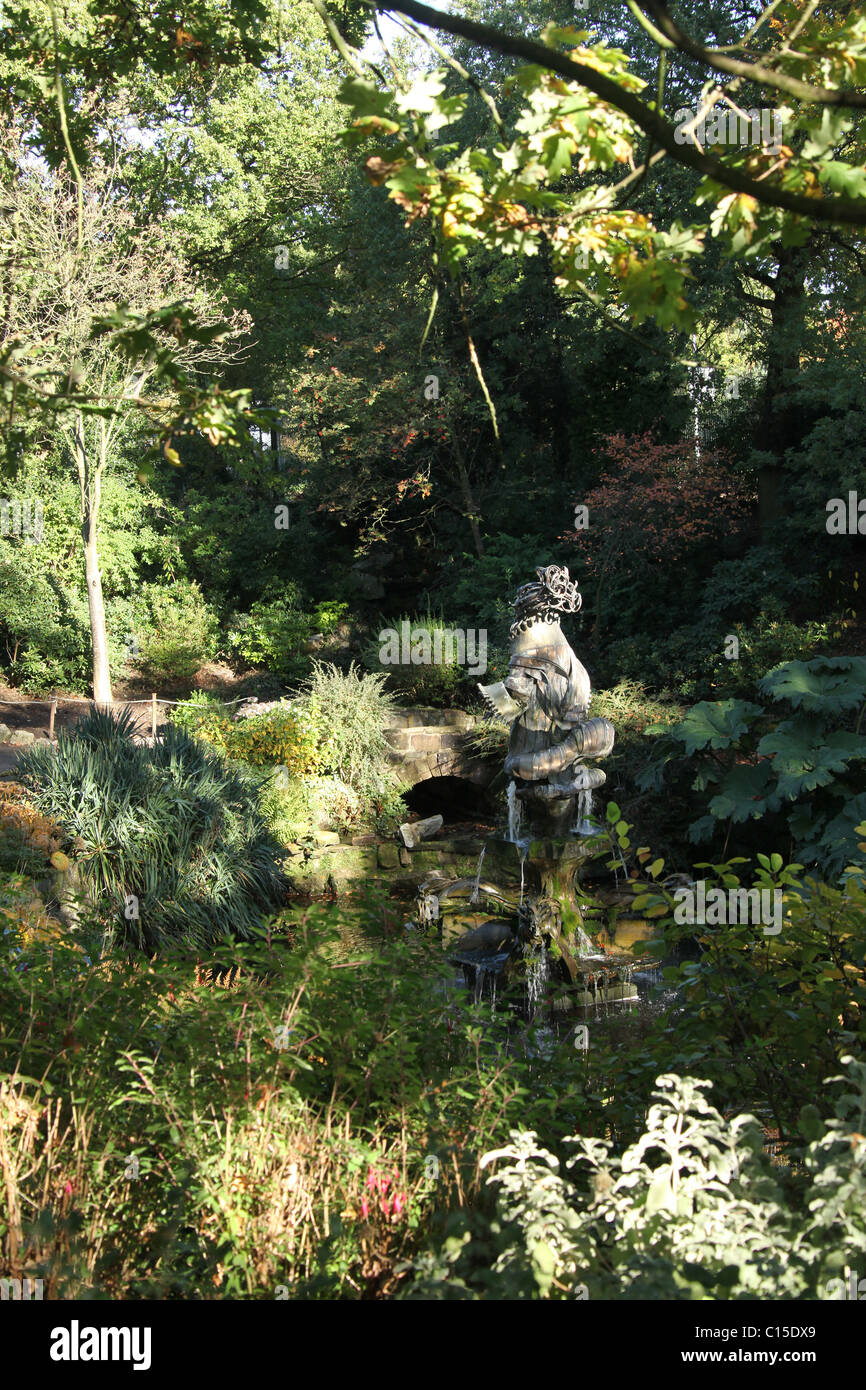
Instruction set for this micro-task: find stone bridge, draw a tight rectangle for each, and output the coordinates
[384,708,496,789]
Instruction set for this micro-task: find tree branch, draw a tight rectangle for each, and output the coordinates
[640,0,866,108]
[343,0,866,226]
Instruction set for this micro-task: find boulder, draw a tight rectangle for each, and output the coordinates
[8,729,35,746]
[314,830,340,847]
[450,920,516,954]
[0,724,10,743]
[399,814,443,849]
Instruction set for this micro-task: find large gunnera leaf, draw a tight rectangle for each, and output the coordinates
[707,761,779,823]
[668,700,763,756]
[759,657,866,715]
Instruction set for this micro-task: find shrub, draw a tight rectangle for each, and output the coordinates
[226,586,345,678]
[404,1061,866,1300]
[0,907,579,1299]
[228,702,323,778]
[169,695,325,779]
[703,600,833,699]
[228,594,312,677]
[602,604,833,703]
[0,782,65,877]
[364,613,471,706]
[622,849,866,1137]
[571,432,749,643]
[638,655,866,876]
[167,691,233,748]
[0,552,93,692]
[446,533,552,637]
[699,546,816,628]
[298,662,398,796]
[134,579,218,683]
[255,775,315,846]
[15,706,288,953]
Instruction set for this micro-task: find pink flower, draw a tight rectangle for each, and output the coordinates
[366,1166,377,1192]
[393,1191,407,1217]
[64,1180,73,1196]
[360,1197,369,1219]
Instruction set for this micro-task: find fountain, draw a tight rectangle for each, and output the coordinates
[416,565,639,1015]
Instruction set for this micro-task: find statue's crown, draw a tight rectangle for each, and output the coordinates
[510,565,581,637]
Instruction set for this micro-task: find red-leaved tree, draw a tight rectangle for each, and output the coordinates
[570,433,751,641]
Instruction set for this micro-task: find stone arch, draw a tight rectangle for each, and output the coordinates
[384,710,496,790]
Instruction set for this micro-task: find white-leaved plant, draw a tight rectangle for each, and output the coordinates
[404,1060,866,1300]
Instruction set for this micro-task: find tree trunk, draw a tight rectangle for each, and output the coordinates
[451,429,485,558]
[754,242,811,531]
[83,513,112,706]
[73,412,113,705]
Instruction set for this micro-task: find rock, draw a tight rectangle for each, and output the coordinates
[0,724,10,743]
[326,847,379,881]
[399,847,412,868]
[450,920,516,954]
[351,834,378,847]
[399,849,445,875]
[314,830,340,847]
[453,835,485,855]
[8,729,34,746]
[399,815,443,848]
[288,859,331,895]
[377,842,400,870]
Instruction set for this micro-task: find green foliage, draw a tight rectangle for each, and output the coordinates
[446,534,551,637]
[405,1061,866,1300]
[166,690,232,737]
[0,456,175,692]
[462,718,509,763]
[227,584,321,678]
[626,851,866,1133]
[298,662,398,796]
[134,579,218,684]
[639,656,866,876]
[15,707,287,953]
[0,548,93,691]
[170,695,325,778]
[602,601,831,703]
[255,775,315,847]
[0,897,596,1299]
[229,702,324,777]
[706,604,834,701]
[548,822,866,1148]
[365,612,473,706]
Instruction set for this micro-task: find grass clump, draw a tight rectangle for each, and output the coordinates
[16,706,288,953]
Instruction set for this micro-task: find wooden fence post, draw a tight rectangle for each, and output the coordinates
[151,693,157,742]
[49,698,57,742]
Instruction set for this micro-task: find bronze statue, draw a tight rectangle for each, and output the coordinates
[480,565,614,836]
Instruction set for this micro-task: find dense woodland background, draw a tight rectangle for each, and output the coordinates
[2,0,866,1305]
[2,0,863,711]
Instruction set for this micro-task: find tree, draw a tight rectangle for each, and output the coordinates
[573,432,750,642]
[0,156,247,699]
[318,0,866,548]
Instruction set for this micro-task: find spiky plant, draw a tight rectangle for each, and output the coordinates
[16,708,288,954]
[296,661,398,794]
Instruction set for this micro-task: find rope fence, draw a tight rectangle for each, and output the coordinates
[0,693,258,741]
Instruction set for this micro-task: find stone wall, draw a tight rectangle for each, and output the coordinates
[285,833,486,898]
[383,708,495,788]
